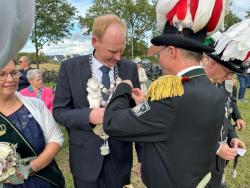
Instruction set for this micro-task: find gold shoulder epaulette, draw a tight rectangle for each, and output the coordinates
[146,75,184,101]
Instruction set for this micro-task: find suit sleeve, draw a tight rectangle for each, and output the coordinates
[104,83,177,142]
[227,124,238,144]
[53,61,92,130]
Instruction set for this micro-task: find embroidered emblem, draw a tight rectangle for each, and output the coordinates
[0,124,6,136]
[132,101,150,116]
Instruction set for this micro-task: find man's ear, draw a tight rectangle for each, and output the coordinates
[168,46,177,58]
[92,36,97,47]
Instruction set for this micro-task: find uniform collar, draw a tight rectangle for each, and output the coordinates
[181,67,206,78]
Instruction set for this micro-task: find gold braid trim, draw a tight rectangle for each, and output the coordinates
[146,75,184,101]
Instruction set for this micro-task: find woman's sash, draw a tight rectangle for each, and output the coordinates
[0,113,64,187]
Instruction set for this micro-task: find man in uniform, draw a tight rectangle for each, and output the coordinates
[202,19,249,187]
[103,1,228,187]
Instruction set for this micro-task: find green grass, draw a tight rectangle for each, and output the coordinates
[57,89,250,188]
[224,89,250,188]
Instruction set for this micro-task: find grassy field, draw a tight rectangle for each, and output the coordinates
[56,89,250,188]
[30,63,60,71]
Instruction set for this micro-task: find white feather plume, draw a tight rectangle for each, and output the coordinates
[191,0,215,33]
[172,6,193,31]
[207,0,228,35]
[156,0,179,31]
[212,19,250,61]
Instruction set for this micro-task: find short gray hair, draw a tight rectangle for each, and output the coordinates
[27,69,43,81]
[179,48,203,62]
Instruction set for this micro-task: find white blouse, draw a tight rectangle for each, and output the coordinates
[15,92,64,147]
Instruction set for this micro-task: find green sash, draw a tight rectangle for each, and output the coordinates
[0,113,65,187]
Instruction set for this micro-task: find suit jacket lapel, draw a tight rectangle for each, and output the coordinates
[79,55,92,103]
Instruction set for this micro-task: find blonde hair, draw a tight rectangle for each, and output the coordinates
[92,14,127,40]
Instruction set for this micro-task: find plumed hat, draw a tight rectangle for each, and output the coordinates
[0,0,35,69]
[207,19,250,73]
[148,0,228,55]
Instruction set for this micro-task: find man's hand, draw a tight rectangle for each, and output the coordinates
[218,143,237,160]
[89,108,105,125]
[132,88,145,105]
[235,119,246,131]
[230,138,246,149]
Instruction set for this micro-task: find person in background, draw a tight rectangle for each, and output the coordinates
[19,69,54,111]
[134,57,148,95]
[103,0,228,187]
[18,56,32,91]
[0,59,65,187]
[203,19,249,187]
[53,14,140,188]
[236,73,248,102]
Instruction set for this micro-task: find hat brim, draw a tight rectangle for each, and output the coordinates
[151,34,214,54]
[207,53,244,73]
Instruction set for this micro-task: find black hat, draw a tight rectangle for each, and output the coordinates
[207,52,245,73]
[206,19,250,73]
[147,0,227,56]
[151,22,214,54]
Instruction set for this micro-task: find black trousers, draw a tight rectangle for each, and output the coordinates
[73,155,123,188]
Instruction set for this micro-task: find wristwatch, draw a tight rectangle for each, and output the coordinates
[26,162,36,176]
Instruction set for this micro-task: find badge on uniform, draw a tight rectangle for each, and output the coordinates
[132,101,150,116]
[225,79,233,94]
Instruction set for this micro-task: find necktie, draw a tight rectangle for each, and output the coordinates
[100,65,111,101]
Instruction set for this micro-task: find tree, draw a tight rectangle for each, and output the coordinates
[79,0,157,59]
[224,10,241,30]
[246,10,250,18]
[30,0,77,68]
[224,0,241,30]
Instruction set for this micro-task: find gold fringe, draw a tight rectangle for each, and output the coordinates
[146,75,184,101]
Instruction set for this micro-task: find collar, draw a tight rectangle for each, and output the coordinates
[177,65,204,76]
[91,52,115,81]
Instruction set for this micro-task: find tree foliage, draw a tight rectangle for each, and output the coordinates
[224,10,241,30]
[246,10,250,18]
[79,0,157,58]
[224,0,241,30]
[30,0,77,67]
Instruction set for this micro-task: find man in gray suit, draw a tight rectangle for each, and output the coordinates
[53,14,140,188]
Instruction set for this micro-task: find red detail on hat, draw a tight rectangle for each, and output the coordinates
[190,0,199,21]
[177,0,187,21]
[243,51,250,62]
[166,4,177,25]
[206,0,223,32]
[181,76,190,82]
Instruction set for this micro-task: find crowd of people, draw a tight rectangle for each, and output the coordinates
[0,0,250,188]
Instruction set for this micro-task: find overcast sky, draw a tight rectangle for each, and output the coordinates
[20,0,250,56]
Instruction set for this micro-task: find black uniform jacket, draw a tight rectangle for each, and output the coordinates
[53,55,140,184]
[104,68,226,188]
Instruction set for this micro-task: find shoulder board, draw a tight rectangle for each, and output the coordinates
[146,75,184,101]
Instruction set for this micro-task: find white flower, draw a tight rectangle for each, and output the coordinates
[87,78,101,92]
[0,143,13,162]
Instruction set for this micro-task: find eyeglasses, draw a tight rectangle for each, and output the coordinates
[154,46,167,60]
[0,71,21,81]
